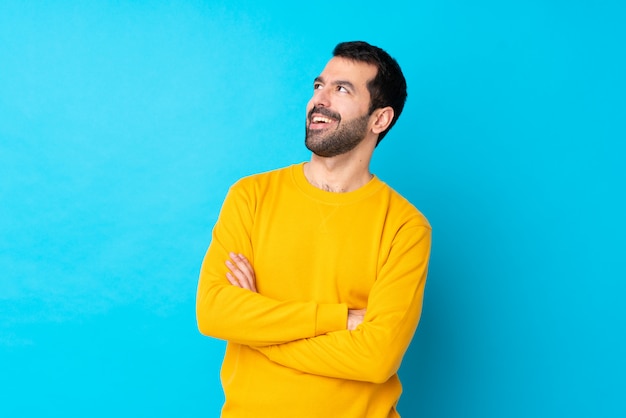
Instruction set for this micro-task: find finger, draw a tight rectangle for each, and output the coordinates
[230,253,257,292]
[233,254,257,292]
[225,260,252,291]
[225,261,243,287]
[225,271,240,287]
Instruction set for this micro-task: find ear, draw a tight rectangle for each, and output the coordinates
[370,106,394,135]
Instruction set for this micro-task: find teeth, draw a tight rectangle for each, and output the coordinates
[312,116,332,123]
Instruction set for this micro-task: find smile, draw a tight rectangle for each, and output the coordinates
[308,106,341,127]
[308,115,339,131]
[311,116,334,124]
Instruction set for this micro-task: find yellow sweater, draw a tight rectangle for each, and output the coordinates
[196,163,431,418]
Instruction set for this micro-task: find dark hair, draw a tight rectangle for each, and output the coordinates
[333,41,407,145]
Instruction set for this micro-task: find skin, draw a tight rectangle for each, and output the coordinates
[304,57,393,193]
[225,56,395,330]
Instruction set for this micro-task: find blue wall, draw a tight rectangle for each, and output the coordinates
[1,1,624,416]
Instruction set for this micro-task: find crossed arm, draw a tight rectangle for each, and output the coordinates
[225,252,366,330]
[222,224,430,383]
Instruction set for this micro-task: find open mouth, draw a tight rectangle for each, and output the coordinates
[308,108,340,130]
[308,116,337,130]
[311,115,335,124]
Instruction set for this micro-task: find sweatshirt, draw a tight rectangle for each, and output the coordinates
[196,163,431,418]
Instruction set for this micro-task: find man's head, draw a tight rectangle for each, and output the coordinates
[305,41,407,157]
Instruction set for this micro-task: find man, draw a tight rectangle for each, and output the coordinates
[196,41,431,418]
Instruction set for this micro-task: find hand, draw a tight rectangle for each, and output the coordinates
[347,308,366,331]
[225,252,257,292]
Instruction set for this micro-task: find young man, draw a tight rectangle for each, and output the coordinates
[196,41,431,418]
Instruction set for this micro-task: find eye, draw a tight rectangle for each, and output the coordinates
[337,85,349,93]
[313,83,323,90]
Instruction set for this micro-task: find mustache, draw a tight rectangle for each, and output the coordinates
[308,106,341,122]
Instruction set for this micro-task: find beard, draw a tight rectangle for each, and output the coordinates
[305,107,370,158]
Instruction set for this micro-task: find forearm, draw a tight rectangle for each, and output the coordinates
[196,265,347,346]
[254,287,424,382]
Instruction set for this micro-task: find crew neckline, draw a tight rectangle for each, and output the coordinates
[290,162,384,204]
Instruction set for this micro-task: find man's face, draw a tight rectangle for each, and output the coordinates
[305,57,377,157]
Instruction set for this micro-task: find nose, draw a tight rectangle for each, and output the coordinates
[312,86,331,108]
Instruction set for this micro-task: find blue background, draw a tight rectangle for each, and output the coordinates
[1,1,624,416]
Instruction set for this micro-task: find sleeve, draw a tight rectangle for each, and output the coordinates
[195,180,348,347]
[253,224,432,383]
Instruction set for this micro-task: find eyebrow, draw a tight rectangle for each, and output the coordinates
[314,76,356,92]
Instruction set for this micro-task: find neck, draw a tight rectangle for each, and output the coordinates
[304,147,374,193]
